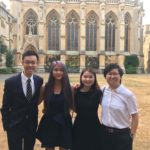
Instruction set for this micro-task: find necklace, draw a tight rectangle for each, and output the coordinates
[54,91,61,94]
[54,88,61,94]
[81,86,91,92]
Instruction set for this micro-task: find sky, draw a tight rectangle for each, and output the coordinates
[0,0,150,25]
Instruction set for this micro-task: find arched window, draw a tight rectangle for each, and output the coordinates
[67,11,79,51]
[124,13,131,52]
[105,14,116,52]
[86,12,97,51]
[47,10,60,50]
[25,10,37,35]
[25,45,36,51]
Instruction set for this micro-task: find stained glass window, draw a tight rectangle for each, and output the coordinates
[86,12,97,51]
[67,12,79,51]
[105,14,116,51]
[25,10,37,35]
[47,10,60,50]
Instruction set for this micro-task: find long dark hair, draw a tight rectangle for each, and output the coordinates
[44,61,73,110]
[79,68,100,91]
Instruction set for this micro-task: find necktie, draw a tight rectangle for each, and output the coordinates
[26,78,32,101]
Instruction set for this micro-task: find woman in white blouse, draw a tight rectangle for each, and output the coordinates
[101,63,139,150]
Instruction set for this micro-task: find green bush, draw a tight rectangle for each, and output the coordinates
[125,66,137,74]
[6,51,14,68]
[124,55,139,74]
[0,37,8,54]
[11,68,17,73]
[0,67,17,74]
[66,56,80,73]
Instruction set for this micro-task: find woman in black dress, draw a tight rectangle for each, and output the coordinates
[36,61,74,150]
[72,68,103,150]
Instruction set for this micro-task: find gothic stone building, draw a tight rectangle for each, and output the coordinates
[9,0,144,72]
[143,25,150,73]
[0,2,14,67]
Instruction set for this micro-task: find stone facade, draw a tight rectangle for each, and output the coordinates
[8,0,144,72]
[0,2,15,67]
[143,25,150,73]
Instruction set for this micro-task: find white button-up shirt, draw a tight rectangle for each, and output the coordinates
[21,72,35,96]
[101,84,138,129]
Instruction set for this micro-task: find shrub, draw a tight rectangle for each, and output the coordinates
[0,67,17,74]
[66,56,80,73]
[125,66,137,74]
[6,51,14,68]
[124,55,139,74]
[0,68,12,74]
[0,37,8,54]
[11,68,17,73]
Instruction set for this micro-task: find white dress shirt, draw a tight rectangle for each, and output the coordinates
[21,72,35,96]
[101,84,138,129]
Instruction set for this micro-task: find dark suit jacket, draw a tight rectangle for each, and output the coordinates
[1,73,43,134]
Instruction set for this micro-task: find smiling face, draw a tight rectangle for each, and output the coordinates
[22,55,38,77]
[81,71,95,88]
[106,68,121,89]
[52,64,64,81]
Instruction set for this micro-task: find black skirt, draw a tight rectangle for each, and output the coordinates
[36,114,72,149]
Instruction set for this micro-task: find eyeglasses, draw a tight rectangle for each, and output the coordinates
[107,73,120,76]
[23,61,37,65]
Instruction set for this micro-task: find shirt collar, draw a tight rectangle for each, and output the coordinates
[115,84,124,93]
[21,72,34,83]
[106,84,123,93]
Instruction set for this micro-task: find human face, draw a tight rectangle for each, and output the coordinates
[52,64,64,81]
[106,68,121,89]
[22,56,38,77]
[81,71,95,88]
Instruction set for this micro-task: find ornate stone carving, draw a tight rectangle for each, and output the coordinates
[61,0,66,23]
[100,2,106,22]
[119,2,125,21]
[80,1,86,23]
[26,11,37,35]
[39,0,45,20]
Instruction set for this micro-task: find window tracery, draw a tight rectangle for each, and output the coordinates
[86,12,97,51]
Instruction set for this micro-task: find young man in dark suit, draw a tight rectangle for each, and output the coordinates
[1,50,43,150]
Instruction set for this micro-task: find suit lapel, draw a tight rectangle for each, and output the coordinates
[17,73,27,100]
[33,75,39,96]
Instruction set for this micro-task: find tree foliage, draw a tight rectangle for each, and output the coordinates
[6,51,14,68]
[0,37,7,54]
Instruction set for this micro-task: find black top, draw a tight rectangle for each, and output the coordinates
[75,89,102,118]
[36,91,72,148]
[72,88,103,150]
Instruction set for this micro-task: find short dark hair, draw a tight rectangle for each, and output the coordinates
[104,63,123,78]
[22,50,39,61]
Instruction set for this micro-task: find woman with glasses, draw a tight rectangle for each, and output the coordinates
[101,63,139,150]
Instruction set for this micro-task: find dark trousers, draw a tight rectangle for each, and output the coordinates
[7,129,35,150]
[101,125,133,150]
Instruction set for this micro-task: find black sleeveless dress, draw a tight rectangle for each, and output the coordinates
[36,91,72,149]
[72,89,102,150]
